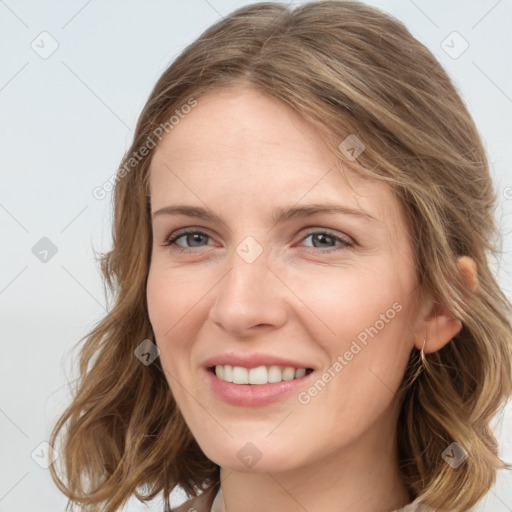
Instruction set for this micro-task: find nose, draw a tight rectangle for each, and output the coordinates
[208,248,289,338]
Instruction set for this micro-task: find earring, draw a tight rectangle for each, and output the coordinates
[420,332,427,366]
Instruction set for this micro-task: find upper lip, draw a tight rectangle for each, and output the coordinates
[203,352,314,370]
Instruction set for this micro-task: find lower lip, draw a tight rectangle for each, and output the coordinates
[204,368,314,407]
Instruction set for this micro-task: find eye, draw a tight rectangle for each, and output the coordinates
[162,230,213,253]
[299,230,353,253]
[161,228,353,254]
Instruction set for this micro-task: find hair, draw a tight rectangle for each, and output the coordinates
[49,1,512,511]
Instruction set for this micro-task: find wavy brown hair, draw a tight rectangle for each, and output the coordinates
[49,1,512,511]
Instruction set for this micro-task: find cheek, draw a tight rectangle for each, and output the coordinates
[146,262,207,340]
[146,267,194,402]
[146,266,189,384]
[146,268,171,340]
[287,260,410,346]
[287,259,416,404]
[146,262,216,401]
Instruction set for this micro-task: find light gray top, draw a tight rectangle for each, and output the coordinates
[170,487,453,512]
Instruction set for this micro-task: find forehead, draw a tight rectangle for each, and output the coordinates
[151,86,335,180]
[149,86,405,235]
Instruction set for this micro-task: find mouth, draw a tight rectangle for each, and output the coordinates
[208,365,314,385]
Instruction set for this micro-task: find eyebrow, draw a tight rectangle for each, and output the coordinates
[151,203,378,224]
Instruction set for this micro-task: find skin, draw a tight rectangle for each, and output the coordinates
[146,85,476,512]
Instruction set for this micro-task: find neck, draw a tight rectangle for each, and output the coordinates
[218,402,411,512]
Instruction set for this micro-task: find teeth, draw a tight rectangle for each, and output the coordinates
[249,366,267,385]
[295,368,306,378]
[282,367,295,381]
[214,365,310,385]
[268,365,282,383]
[232,366,249,384]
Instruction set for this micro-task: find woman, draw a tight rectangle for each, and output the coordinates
[49,2,512,511]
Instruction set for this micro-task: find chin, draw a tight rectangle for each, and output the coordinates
[195,434,308,474]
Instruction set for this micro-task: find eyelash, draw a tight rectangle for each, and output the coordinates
[161,228,353,254]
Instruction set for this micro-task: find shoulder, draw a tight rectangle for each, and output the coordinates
[168,486,218,512]
[394,497,477,512]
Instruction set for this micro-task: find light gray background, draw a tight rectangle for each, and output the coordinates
[1,1,511,510]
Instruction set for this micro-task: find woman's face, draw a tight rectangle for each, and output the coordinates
[146,86,424,472]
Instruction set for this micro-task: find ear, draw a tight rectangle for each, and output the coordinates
[413,256,478,354]
[413,304,462,354]
[456,255,478,292]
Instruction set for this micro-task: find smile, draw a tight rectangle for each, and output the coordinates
[205,365,315,407]
[211,364,313,384]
